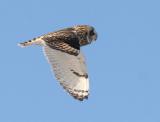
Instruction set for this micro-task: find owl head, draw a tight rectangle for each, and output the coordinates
[74,25,97,46]
[87,26,97,42]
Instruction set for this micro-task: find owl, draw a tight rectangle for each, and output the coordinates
[18,25,97,101]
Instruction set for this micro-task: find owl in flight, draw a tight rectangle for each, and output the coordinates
[18,25,97,101]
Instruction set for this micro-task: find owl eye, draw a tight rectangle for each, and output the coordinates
[89,29,95,36]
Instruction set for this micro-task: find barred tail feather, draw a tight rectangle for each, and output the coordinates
[18,37,44,47]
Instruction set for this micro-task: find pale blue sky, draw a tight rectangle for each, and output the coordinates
[0,0,160,121]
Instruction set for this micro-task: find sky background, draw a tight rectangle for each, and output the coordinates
[0,0,160,122]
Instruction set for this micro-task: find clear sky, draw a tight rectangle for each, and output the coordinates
[0,0,160,121]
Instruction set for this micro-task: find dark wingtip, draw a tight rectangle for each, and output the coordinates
[73,94,89,101]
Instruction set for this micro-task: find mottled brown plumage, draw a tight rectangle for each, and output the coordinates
[19,25,97,54]
[18,25,97,101]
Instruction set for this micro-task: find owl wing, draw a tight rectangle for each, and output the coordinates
[45,40,80,56]
[43,30,80,56]
[43,45,89,101]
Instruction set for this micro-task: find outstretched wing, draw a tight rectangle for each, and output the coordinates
[43,45,89,101]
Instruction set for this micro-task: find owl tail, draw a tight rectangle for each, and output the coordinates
[18,37,44,47]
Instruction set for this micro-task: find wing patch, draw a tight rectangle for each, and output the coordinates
[43,31,80,56]
[46,41,80,56]
[70,69,88,78]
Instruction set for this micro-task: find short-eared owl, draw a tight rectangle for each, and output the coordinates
[18,25,97,101]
